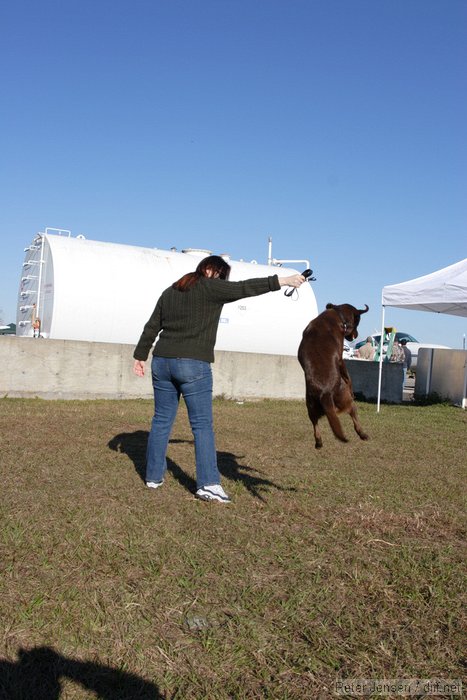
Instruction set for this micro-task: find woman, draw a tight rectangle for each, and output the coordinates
[133,255,305,503]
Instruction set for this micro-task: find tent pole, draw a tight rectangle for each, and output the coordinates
[377,305,386,412]
[462,360,467,410]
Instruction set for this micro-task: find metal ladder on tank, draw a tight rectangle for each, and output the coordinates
[18,236,46,334]
[18,228,71,334]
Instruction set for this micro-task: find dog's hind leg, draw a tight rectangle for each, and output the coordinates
[305,394,324,449]
[349,402,369,441]
[312,419,323,449]
[321,393,349,444]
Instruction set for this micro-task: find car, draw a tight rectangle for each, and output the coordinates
[343,339,355,359]
[353,332,450,369]
[354,332,418,352]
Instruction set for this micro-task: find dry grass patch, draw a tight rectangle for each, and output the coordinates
[0,397,466,699]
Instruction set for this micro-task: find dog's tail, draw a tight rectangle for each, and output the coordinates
[320,393,348,443]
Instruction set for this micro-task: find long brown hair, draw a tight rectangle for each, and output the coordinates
[173,255,231,291]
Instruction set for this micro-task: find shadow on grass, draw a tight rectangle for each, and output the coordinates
[217,450,297,502]
[0,646,161,699]
[108,431,295,501]
[108,430,148,481]
[107,432,195,489]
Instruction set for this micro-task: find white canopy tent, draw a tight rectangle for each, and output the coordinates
[377,258,467,411]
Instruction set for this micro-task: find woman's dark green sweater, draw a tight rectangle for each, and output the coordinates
[133,275,281,363]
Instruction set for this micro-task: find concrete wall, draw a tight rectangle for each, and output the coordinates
[0,337,154,400]
[415,348,467,407]
[345,358,403,403]
[1,336,401,402]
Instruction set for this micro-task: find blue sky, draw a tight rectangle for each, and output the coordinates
[1,0,466,347]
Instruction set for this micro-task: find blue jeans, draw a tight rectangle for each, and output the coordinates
[146,357,220,489]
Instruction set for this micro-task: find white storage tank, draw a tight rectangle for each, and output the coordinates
[17,230,318,356]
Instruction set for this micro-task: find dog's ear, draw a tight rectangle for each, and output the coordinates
[326,303,336,310]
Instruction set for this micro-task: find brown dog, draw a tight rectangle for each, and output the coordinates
[298,303,369,448]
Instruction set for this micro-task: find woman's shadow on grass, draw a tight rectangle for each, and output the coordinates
[108,431,296,501]
[0,646,161,699]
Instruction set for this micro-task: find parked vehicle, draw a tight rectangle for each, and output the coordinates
[353,332,450,369]
[343,339,355,359]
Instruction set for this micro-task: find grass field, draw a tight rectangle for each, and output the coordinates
[0,397,466,699]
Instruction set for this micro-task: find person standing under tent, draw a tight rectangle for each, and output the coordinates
[133,255,305,503]
[390,339,404,364]
[355,336,375,360]
[400,339,412,386]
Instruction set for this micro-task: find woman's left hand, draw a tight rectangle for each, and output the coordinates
[133,360,145,377]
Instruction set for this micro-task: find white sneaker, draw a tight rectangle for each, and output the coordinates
[146,480,163,489]
[195,484,231,503]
